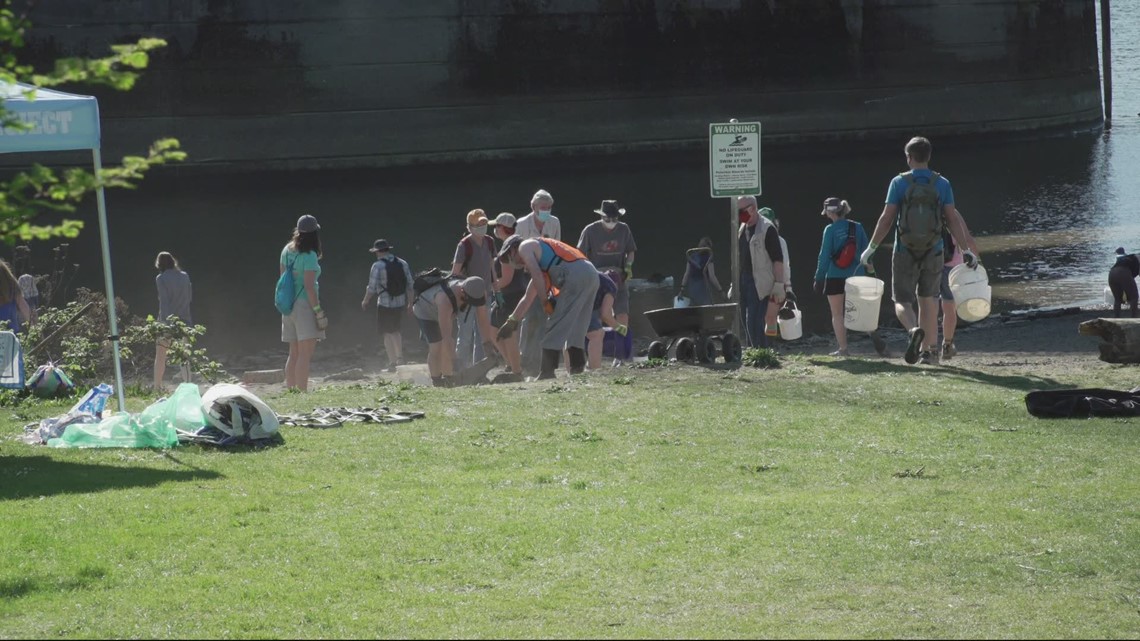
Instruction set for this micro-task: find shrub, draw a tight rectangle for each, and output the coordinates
[741,347,781,369]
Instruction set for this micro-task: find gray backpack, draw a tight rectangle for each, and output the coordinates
[897,171,943,255]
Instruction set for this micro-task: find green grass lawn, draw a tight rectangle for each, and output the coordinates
[2,356,1139,639]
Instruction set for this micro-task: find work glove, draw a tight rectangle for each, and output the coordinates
[615,324,628,337]
[813,279,824,296]
[768,283,786,305]
[624,264,634,282]
[859,242,878,267]
[494,291,506,308]
[314,308,329,331]
[497,316,519,340]
[963,250,979,269]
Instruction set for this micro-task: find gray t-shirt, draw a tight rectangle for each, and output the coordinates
[452,234,496,284]
[156,268,192,324]
[412,280,458,322]
[577,221,637,271]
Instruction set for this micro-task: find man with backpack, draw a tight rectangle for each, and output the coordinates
[450,209,499,370]
[860,136,980,365]
[361,239,414,373]
[412,274,498,387]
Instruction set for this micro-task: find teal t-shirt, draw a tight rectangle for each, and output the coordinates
[280,245,320,300]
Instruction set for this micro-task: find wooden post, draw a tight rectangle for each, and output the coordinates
[1101,0,1112,129]
[730,196,741,339]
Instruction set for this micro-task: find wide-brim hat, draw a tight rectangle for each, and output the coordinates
[497,234,523,262]
[594,200,626,218]
[369,239,392,253]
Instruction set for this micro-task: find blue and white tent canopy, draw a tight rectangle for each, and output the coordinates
[0,81,101,153]
[0,81,126,412]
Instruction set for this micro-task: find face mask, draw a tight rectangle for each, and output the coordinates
[537,210,552,222]
[469,225,487,237]
[602,221,617,230]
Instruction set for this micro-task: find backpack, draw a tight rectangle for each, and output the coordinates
[412,267,459,309]
[897,171,944,255]
[381,258,408,296]
[275,253,302,315]
[832,220,858,269]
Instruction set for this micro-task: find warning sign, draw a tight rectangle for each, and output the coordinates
[709,121,761,198]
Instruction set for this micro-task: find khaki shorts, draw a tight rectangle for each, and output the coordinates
[282,298,325,342]
[891,248,943,303]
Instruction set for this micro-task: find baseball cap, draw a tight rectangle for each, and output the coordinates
[821,197,849,216]
[467,209,489,227]
[497,234,523,261]
[489,212,517,228]
[459,276,486,306]
[758,207,777,222]
[297,214,320,233]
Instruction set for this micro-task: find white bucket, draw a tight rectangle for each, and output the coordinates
[844,276,884,332]
[1104,286,1113,306]
[777,302,803,340]
[949,264,991,322]
[673,295,690,309]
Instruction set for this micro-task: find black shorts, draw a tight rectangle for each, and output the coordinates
[417,317,443,344]
[377,305,404,334]
[824,278,847,296]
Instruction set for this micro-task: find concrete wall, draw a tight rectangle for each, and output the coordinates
[16,0,1103,170]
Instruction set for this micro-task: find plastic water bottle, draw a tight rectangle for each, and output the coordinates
[69,383,114,418]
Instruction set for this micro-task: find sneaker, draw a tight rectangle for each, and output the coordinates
[919,349,938,365]
[387,363,398,373]
[829,349,849,357]
[870,331,888,356]
[904,327,925,364]
[941,342,957,361]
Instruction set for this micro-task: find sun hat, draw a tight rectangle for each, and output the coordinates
[369,239,392,253]
[593,200,626,218]
[467,209,489,226]
[459,276,486,306]
[489,212,517,228]
[297,214,320,233]
[497,234,523,261]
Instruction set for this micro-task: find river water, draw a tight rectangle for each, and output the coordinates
[12,2,1139,358]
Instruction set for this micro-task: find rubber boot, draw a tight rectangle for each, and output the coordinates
[537,349,561,380]
[567,346,586,374]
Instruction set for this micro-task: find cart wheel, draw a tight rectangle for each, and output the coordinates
[722,333,742,363]
[674,337,695,362]
[696,335,718,364]
[647,340,667,361]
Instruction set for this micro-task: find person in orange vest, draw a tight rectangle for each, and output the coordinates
[495,234,600,379]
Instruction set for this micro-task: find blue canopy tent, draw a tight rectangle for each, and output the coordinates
[0,81,127,412]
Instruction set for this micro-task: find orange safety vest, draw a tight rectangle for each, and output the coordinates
[536,238,586,310]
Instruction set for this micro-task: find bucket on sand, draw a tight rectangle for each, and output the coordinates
[948,264,991,322]
[777,300,802,340]
[844,276,884,332]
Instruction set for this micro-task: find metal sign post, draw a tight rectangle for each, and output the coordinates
[709,119,761,341]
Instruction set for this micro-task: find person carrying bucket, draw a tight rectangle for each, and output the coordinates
[860,136,980,366]
[936,209,978,360]
[812,197,888,357]
[735,197,787,348]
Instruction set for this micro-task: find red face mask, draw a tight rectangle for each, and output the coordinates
[738,208,752,225]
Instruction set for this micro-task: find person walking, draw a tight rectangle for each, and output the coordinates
[860,136,979,366]
[679,237,723,306]
[936,209,978,360]
[152,251,193,390]
[812,198,887,357]
[736,196,786,348]
[361,238,414,373]
[450,209,498,369]
[1108,247,1140,318]
[758,207,795,342]
[577,200,637,361]
[495,234,599,379]
[280,214,326,392]
[514,189,561,376]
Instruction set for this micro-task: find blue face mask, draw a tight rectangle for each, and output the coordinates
[537,210,552,222]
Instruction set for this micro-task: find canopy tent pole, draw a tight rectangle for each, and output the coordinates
[92,148,127,412]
